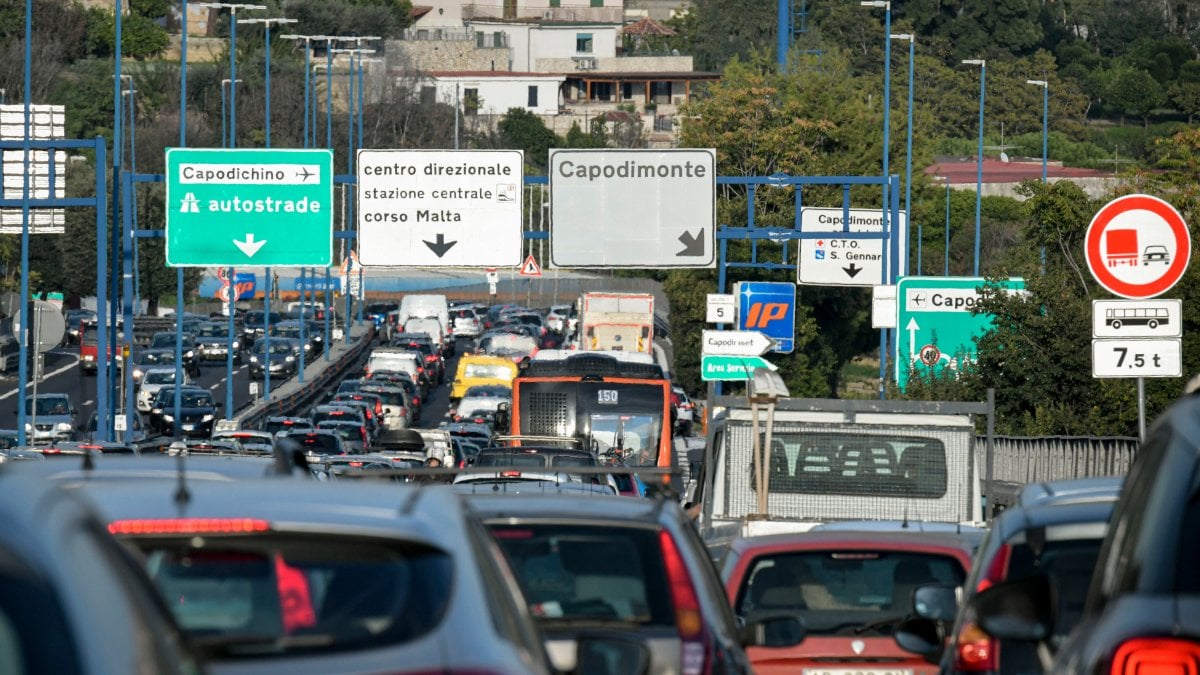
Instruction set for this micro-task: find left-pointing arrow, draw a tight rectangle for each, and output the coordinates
[234,233,267,258]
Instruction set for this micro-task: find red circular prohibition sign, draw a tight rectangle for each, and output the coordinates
[1084,194,1191,299]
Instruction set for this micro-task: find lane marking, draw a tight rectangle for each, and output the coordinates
[0,353,82,401]
[209,383,220,390]
[84,399,94,406]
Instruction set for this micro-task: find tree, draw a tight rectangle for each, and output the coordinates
[1106,66,1167,127]
[674,0,776,72]
[563,120,605,148]
[1169,61,1200,123]
[497,108,557,172]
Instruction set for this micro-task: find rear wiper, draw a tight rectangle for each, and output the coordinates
[852,615,907,635]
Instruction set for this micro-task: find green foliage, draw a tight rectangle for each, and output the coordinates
[563,120,605,148]
[674,0,777,71]
[83,6,170,60]
[128,0,170,19]
[497,108,557,171]
[282,0,413,39]
[1106,66,1167,126]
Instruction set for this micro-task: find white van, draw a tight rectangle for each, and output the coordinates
[399,294,451,354]
[364,349,422,381]
[403,317,445,353]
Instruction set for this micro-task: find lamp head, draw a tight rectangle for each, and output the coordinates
[1026,79,1048,87]
[962,59,986,67]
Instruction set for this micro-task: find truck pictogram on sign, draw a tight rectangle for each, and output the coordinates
[1105,229,1139,267]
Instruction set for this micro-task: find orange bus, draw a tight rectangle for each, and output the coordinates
[508,351,674,472]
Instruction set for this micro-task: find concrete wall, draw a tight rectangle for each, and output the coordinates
[951,176,1125,201]
[412,0,467,27]
[389,39,511,72]
[432,77,564,115]
[531,25,619,65]
[164,35,226,64]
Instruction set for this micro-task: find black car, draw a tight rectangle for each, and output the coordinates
[969,395,1200,675]
[193,321,244,365]
[247,337,300,381]
[147,331,201,377]
[148,386,220,438]
[240,309,283,345]
[279,429,348,458]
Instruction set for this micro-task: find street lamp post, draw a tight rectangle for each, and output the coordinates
[196,3,266,150]
[891,33,914,275]
[219,79,243,149]
[862,0,891,399]
[1027,78,1049,273]
[942,175,951,276]
[962,58,986,277]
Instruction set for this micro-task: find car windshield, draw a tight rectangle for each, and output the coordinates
[465,385,511,397]
[264,420,312,435]
[288,433,342,456]
[182,393,214,408]
[588,414,660,466]
[463,364,513,380]
[489,523,674,626]
[144,371,176,385]
[479,334,537,357]
[735,551,966,636]
[139,351,174,365]
[133,536,452,656]
[260,342,294,356]
[243,311,282,328]
[150,334,174,349]
[26,397,70,416]
[197,326,228,338]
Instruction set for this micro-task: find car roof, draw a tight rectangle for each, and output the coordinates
[1016,476,1123,507]
[727,529,982,558]
[3,454,299,481]
[992,498,1119,541]
[467,493,667,522]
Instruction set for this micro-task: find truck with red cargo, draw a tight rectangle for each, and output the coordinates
[578,292,655,354]
[1106,229,1139,267]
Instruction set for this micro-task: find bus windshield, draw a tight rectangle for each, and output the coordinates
[589,413,661,466]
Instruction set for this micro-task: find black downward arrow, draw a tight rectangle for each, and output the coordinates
[842,263,863,278]
[423,233,457,258]
[677,228,705,256]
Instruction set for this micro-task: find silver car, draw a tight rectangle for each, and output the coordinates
[23,393,76,444]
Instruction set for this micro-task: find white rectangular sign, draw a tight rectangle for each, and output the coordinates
[701,330,774,356]
[549,149,716,268]
[1092,338,1182,378]
[1092,299,1182,338]
[798,207,907,286]
[872,285,897,328]
[356,149,523,267]
[706,293,735,324]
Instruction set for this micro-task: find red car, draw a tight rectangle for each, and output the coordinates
[721,530,976,674]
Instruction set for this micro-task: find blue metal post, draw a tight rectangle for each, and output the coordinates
[127,90,140,309]
[944,180,951,276]
[298,267,306,381]
[121,174,135,437]
[264,22,272,144]
[777,0,789,70]
[357,56,364,327]
[324,268,332,361]
[1041,82,1048,273]
[16,0,32,446]
[303,39,311,146]
[263,22,273,401]
[108,0,124,435]
[903,37,914,276]
[226,267,235,415]
[221,84,227,147]
[230,12,237,148]
[326,41,333,149]
[94,141,109,442]
[965,59,986,277]
[176,0,187,439]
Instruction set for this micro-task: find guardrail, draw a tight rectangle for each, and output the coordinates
[236,325,377,431]
[979,435,1138,484]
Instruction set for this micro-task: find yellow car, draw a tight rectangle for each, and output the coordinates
[450,354,518,400]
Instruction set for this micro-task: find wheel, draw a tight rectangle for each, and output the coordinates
[1148,320,1159,329]
[1111,320,1122,330]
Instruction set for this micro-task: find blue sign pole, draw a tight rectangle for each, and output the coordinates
[16,0,32,446]
[108,0,124,437]
[298,268,306,381]
[175,0,187,439]
[122,173,136,436]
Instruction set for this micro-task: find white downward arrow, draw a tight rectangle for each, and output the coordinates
[906,317,920,361]
[233,233,267,258]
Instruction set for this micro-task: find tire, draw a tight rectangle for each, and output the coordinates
[1111,320,1122,330]
[1148,320,1159,329]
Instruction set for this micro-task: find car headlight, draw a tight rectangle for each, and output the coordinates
[185,350,195,358]
[82,354,95,362]
[202,414,215,422]
[133,368,144,379]
[249,356,258,363]
[285,355,295,363]
[23,423,31,432]
[162,414,174,422]
[232,340,240,349]
[55,422,72,432]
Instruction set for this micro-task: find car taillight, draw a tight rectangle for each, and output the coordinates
[417,366,424,374]
[955,543,1011,672]
[412,397,420,406]
[1111,638,1200,675]
[109,518,271,535]
[660,530,707,675]
[375,401,382,415]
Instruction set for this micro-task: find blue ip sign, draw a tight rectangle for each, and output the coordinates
[735,281,795,353]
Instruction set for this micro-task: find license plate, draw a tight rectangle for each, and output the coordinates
[182,424,194,431]
[803,670,912,675]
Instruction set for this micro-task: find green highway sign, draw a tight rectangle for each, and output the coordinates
[895,276,1025,391]
[701,355,777,382]
[166,148,334,267]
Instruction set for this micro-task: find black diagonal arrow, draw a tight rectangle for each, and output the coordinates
[677,228,705,257]
[423,233,457,258]
[842,263,863,278]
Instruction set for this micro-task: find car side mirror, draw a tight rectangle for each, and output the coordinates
[893,617,944,660]
[970,573,1055,642]
[574,633,651,675]
[913,583,959,622]
[738,612,806,648]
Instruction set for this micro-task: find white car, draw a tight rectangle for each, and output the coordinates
[137,366,189,412]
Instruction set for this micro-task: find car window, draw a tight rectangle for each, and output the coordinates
[288,434,342,456]
[265,420,313,435]
[1007,538,1104,648]
[0,563,84,674]
[464,364,514,380]
[489,523,675,626]
[182,393,213,408]
[134,535,452,657]
[144,371,176,385]
[735,551,965,636]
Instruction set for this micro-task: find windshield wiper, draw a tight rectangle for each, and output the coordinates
[852,614,907,635]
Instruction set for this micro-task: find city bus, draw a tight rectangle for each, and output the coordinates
[507,350,675,473]
[1105,306,1169,330]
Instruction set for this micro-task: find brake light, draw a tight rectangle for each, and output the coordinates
[501,470,522,477]
[108,518,271,535]
[659,530,706,675]
[955,543,1011,672]
[349,461,363,467]
[1111,638,1200,675]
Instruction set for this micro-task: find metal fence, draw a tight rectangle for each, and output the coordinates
[980,435,1138,484]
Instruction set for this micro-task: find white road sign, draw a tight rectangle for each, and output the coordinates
[872,285,897,329]
[798,207,907,286]
[701,330,774,357]
[356,149,523,267]
[1093,299,1182,338]
[549,149,716,268]
[706,293,735,324]
[1092,338,1182,378]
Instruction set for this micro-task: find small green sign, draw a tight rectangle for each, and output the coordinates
[895,276,1025,391]
[701,355,775,381]
[165,148,334,267]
